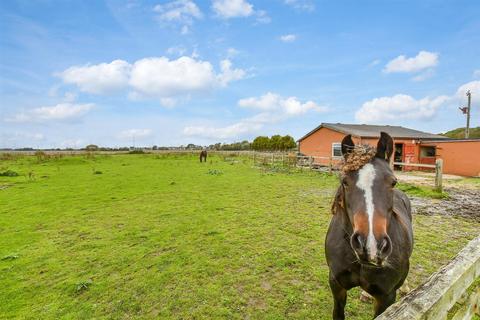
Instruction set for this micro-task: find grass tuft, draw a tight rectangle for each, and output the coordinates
[1,254,19,261]
[75,279,93,293]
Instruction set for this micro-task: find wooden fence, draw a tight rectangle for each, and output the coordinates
[376,236,480,320]
[393,159,444,192]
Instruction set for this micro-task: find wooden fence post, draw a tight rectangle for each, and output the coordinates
[435,159,443,192]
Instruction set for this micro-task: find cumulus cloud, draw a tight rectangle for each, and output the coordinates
[384,51,438,74]
[58,60,131,94]
[238,92,328,115]
[211,0,269,22]
[355,94,449,123]
[118,128,152,139]
[457,80,480,98]
[129,56,216,98]
[154,0,202,33]
[280,34,296,42]
[217,59,246,86]
[212,0,253,18]
[6,103,94,123]
[184,92,327,139]
[59,56,246,104]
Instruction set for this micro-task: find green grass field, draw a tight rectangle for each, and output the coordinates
[0,154,478,319]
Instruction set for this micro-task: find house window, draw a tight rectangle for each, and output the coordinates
[420,146,436,157]
[332,143,342,157]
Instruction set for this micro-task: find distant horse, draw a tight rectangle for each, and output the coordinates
[325,132,413,319]
[199,150,207,163]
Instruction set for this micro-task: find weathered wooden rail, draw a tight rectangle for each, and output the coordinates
[376,236,480,320]
[393,159,444,192]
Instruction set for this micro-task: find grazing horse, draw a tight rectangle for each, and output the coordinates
[325,132,413,319]
[199,150,207,163]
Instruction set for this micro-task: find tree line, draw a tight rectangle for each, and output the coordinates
[207,135,297,151]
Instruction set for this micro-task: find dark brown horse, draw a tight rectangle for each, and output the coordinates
[199,150,207,163]
[325,132,413,319]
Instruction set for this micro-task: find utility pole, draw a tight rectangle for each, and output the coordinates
[459,90,472,139]
[466,90,471,139]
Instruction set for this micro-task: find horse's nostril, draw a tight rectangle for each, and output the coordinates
[350,232,364,253]
[379,236,392,256]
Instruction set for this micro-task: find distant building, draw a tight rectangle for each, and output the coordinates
[298,123,480,177]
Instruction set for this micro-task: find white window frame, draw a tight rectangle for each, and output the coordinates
[332,142,342,158]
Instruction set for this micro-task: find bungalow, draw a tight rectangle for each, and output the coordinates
[297,123,480,177]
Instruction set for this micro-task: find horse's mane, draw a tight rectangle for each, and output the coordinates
[341,145,376,173]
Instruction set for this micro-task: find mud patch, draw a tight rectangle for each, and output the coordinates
[410,188,480,221]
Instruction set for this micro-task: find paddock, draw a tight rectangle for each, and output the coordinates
[0,152,478,319]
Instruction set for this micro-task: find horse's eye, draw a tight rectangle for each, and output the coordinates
[342,178,349,187]
[391,179,397,187]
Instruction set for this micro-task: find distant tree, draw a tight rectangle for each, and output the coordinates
[281,135,296,150]
[152,145,158,150]
[252,136,270,151]
[85,144,99,151]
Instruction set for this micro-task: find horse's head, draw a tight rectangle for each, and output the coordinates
[340,132,397,267]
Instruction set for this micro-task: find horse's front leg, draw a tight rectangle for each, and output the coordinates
[329,272,347,320]
[373,290,396,318]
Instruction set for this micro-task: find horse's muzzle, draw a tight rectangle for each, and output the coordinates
[350,232,392,266]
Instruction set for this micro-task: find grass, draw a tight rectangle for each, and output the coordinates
[397,182,449,199]
[0,154,478,319]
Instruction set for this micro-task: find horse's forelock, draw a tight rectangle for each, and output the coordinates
[341,145,377,173]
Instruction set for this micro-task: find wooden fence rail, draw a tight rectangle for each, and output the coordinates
[376,236,480,320]
[393,159,444,192]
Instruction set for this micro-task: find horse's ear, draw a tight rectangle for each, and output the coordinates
[341,134,355,159]
[376,132,394,161]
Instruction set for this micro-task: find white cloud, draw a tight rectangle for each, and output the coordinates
[212,0,254,18]
[279,34,296,42]
[284,0,315,11]
[118,128,153,139]
[355,94,449,123]
[154,0,202,32]
[238,92,328,115]
[384,51,439,73]
[129,56,216,98]
[184,92,327,140]
[456,80,480,98]
[58,60,131,94]
[217,59,246,86]
[59,56,246,103]
[6,103,94,123]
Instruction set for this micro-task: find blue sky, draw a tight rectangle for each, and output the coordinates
[1,0,479,148]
